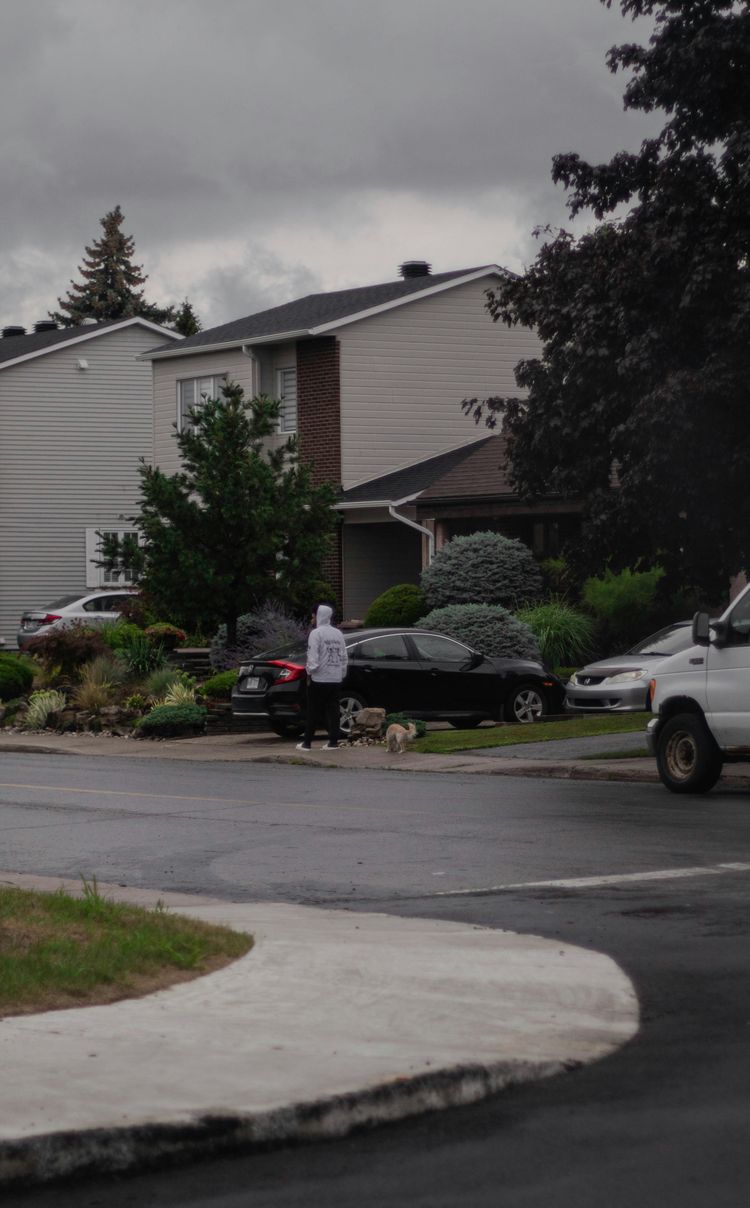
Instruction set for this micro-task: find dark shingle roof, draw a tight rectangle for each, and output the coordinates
[0,318,176,367]
[146,266,499,355]
[340,437,504,505]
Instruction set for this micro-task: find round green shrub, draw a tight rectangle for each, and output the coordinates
[365,584,427,628]
[0,655,35,702]
[200,669,239,700]
[516,600,595,667]
[420,532,543,611]
[135,703,207,738]
[419,603,541,660]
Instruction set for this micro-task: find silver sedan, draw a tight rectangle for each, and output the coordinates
[564,621,694,713]
[17,589,138,650]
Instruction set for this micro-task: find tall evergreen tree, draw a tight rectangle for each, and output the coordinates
[99,383,338,643]
[465,0,750,598]
[50,205,175,327]
[172,297,202,337]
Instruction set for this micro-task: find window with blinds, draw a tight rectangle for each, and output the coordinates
[85,529,141,588]
[178,375,226,431]
[277,367,297,433]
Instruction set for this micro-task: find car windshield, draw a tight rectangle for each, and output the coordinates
[45,593,85,609]
[626,624,692,658]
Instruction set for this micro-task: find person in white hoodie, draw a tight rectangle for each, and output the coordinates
[297,604,348,751]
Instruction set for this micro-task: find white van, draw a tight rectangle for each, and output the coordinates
[646,581,750,793]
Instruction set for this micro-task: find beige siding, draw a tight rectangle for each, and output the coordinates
[0,326,171,646]
[152,342,296,472]
[336,277,540,490]
[153,349,255,474]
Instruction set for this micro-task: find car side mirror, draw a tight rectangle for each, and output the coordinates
[692,612,710,646]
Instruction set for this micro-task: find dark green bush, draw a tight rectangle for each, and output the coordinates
[420,532,543,610]
[365,584,427,628]
[419,603,541,660]
[27,624,110,681]
[582,566,665,651]
[0,655,35,702]
[385,713,427,738]
[135,703,207,738]
[200,669,238,700]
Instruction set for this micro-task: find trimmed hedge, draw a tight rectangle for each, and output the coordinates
[136,703,207,738]
[0,655,35,702]
[365,584,427,628]
[419,603,541,660]
[200,670,239,700]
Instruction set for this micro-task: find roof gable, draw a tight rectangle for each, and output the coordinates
[0,317,181,372]
[145,265,505,359]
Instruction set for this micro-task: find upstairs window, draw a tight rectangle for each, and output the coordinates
[277,367,297,433]
[178,375,226,432]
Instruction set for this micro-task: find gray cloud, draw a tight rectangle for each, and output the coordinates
[1,0,656,329]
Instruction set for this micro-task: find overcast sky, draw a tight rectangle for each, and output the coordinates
[1,0,656,332]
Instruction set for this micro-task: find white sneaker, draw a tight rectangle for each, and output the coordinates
[295,742,312,751]
[321,743,339,751]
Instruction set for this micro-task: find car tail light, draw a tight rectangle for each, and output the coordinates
[267,660,306,682]
[41,614,62,624]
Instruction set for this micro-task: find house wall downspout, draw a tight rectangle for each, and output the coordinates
[388,504,435,565]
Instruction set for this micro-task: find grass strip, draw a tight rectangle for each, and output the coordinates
[414,712,648,754]
[0,879,252,1018]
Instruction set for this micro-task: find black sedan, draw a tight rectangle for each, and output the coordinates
[231,627,565,738]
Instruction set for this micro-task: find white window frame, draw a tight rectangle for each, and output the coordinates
[176,374,227,432]
[277,366,297,434]
[85,528,142,589]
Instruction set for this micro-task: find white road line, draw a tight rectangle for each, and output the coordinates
[429,862,750,897]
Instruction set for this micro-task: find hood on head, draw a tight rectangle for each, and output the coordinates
[316,605,333,627]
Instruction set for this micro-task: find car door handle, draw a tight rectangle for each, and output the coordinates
[689,657,704,665]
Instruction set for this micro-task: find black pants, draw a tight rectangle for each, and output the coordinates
[304,681,341,747]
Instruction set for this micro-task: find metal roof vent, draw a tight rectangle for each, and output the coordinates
[34,320,58,333]
[2,325,26,338]
[399,260,432,279]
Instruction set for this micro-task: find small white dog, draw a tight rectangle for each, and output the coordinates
[385,722,417,753]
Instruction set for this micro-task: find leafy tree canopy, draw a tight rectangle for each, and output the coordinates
[50,205,200,332]
[100,383,338,643]
[464,0,750,597]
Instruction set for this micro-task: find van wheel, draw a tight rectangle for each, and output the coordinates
[656,713,723,794]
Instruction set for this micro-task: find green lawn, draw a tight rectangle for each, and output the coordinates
[414,712,648,754]
[0,880,252,1017]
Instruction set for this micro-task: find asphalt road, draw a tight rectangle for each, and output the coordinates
[2,752,750,1207]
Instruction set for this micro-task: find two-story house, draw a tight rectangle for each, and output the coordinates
[144,262,582,619]
[0,317,181,646]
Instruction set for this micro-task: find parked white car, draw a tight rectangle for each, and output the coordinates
[17,590,138,650]
[647,582,750,793]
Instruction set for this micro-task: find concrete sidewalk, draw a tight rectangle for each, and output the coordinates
[2,725,750,788]
[0,872,639,1188]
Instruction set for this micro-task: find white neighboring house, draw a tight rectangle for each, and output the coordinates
[0,317,181,647]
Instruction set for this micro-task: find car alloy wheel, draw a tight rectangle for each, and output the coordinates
[505,683,546,724]
[338,693,367,736]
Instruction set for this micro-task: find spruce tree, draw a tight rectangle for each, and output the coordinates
[50,205,174,327]
[99,382,338,643]
[172,297,202,337]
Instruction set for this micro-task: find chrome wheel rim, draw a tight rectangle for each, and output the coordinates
[512,688,544,724]
[338,696,363,735]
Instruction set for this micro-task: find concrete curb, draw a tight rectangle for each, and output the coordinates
[0,1058,567,1188]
